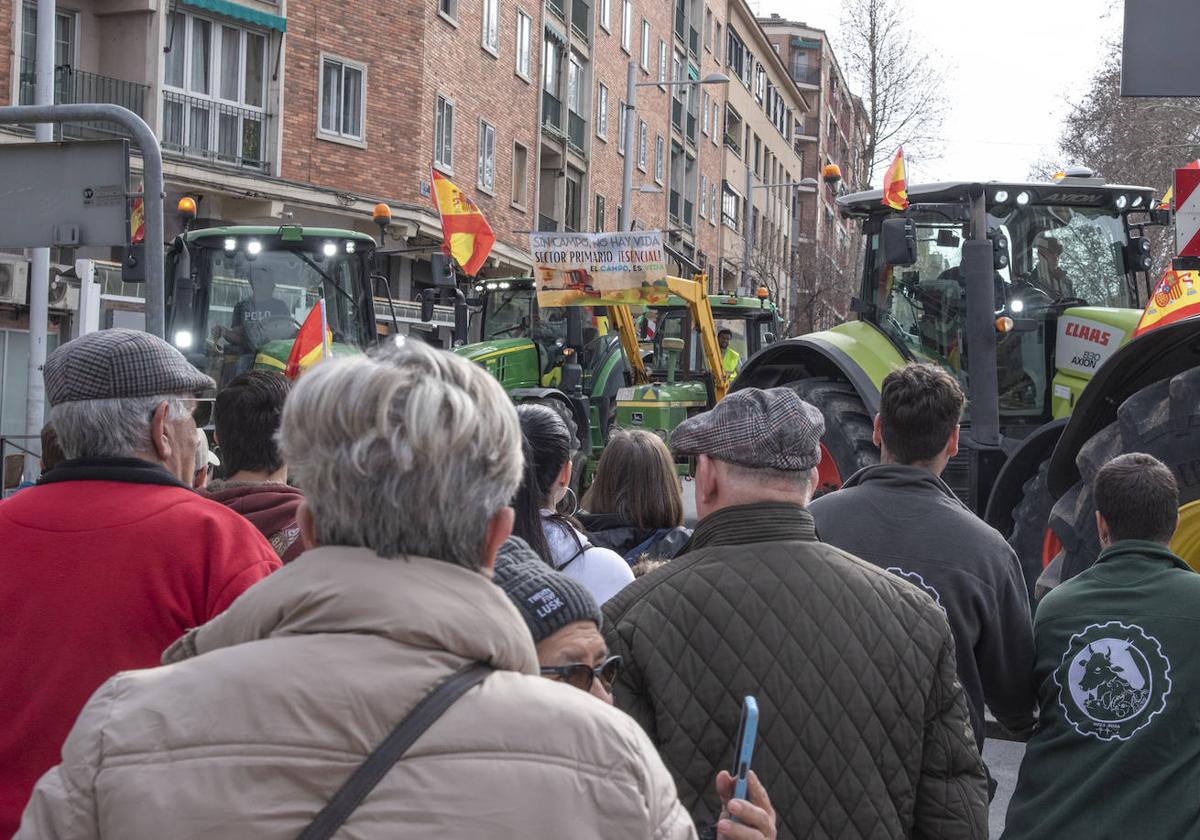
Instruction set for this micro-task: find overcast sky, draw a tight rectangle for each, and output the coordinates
[752,0,1125,183]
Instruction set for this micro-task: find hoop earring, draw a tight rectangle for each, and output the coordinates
[560,486,579,517]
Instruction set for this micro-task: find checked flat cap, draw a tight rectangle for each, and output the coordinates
[44,328,215,406]
[670,387,825,472]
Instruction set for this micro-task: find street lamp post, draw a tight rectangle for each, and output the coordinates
[620,60,728,232]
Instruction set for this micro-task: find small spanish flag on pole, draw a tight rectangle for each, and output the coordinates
[130,196,146,244]
[285,298,333,379]
[882,147,908,210]
[431,169,496,277]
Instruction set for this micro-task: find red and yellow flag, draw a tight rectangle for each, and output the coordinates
[431,169,496,277]
[1134,269,1200,337]
[1159,159,1200,209]
[130,196,145,244]
[882,147,908,211]
[285,298,332,379]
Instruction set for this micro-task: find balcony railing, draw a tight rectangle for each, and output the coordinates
[162,90,268,171]
[542,90,563,135]
[794,117,817,138]
[570,0,590,42]
[567,110,587,155]
[724,133,741,156]
[547,0,565,20]
[538,214,559,232]
[792,64,821,86]
[18,61,149,141]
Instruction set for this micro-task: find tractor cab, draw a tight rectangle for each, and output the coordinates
[844,176,1158,428]
[167,226,379,391]
[641,292,780,383]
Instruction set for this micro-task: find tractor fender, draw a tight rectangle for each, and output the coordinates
[734,324,907,415]
[1048,316,1200,498]
[983,418,1067,535]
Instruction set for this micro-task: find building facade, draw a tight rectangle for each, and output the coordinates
[760,14,870,332]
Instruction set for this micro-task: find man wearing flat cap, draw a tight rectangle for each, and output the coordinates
[603,387,988,840]
[0,329,281,835]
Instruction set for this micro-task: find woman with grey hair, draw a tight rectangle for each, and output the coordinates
[18,340,698,840]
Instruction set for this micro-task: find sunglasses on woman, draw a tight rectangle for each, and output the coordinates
[540,655,622,693]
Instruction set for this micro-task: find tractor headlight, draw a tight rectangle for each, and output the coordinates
[1115,194,1129,210]
[174,330,194,349]
[1015,191,1031,206]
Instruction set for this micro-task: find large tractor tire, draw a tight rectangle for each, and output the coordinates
[526,396,589,498]
[1007,458,1057,601]
[1048,366,1200,586]
[784,378,878,497]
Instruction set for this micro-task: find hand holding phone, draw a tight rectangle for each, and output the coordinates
[731,696,759,807]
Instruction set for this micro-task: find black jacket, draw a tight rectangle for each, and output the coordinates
[809,464,1037,748]
[577,512,691,562]
[603,502,988,840]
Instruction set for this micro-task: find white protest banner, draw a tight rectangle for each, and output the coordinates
[530,230,671,305]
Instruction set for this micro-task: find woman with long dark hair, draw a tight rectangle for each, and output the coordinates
[579,429,691,564]
[512,404,634,604]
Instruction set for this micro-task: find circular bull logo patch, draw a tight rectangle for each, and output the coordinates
[1055,622,1172,741]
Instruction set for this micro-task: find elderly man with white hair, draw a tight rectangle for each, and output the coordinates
[0,328,280,836]
[16,340,710,840]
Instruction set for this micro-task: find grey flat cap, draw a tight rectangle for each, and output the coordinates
[44,328,215,406]
[670,387,825,472]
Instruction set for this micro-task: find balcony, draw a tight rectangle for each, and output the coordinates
[162,91,268,172]
[567,110,587,155]
[18,62,149,141]
[792,64,821,87]
[723,133,741,156]
[570,0,590,42]
[547,0,565,21]
[542,90,563,135]
[794,116,817,138]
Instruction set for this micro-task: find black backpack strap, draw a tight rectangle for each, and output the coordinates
[297,662,494,840]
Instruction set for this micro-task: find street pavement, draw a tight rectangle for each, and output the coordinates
[682,478,1028,838]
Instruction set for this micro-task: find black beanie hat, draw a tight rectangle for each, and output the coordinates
[494,537,603,644]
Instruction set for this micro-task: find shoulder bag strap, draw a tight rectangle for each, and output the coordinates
[297,661,494,840]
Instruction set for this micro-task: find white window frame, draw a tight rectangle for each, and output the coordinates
[515,9,532,80]
[511,140,528,208]
[654,134,664,184]
[481,0,500,54]
[317,53,367,145]
[657,39,666,89]
[617,99,626,155]
[710,183,717,225]
[434,93,455,173]
[701,91,709,135]
[599,0,610,32]
[640,19,650,70]
[438,0,458,25]
[596,82,608,140]
[620,0,632,52]
[477,118,496,194]
[638,119,647,171]
[699,174,707,218]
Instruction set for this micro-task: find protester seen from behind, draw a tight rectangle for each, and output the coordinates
[199,370,304,562]
[1003,453,1198,839]
[810,363,1036,759]
[19,341,694,839]
[604,387,988,839]
[493,536,777,840]
[579,429,692,564]
[512,403,634,603]
[0,329,281,836]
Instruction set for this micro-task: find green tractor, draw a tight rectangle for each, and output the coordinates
[166,224,388,393]
[455,276,781,480]
[733,171,1200,596]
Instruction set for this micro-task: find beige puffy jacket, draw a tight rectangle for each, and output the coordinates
[18,547,695,839]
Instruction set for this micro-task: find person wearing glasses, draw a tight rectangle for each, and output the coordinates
[494,536,777,840]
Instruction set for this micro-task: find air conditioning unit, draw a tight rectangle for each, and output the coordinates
[47,269,81,311]
[0,256,29,305]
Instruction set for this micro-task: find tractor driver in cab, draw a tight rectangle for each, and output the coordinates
[212,269,294,373]
[718,328,741,380]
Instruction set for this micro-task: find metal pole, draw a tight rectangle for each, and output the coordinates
[23,0,56,480]
[621,60,636,231]
[743,164,754,292]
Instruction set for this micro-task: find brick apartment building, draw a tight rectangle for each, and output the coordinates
[761,14,871,331]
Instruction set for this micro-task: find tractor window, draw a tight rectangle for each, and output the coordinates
[713,317,750,377]
[483,290,537,339]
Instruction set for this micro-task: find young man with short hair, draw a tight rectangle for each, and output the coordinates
[810,363,1036,758]
[199,370,305,562]
[1003,453,1195,838]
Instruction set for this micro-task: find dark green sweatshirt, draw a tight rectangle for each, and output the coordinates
[1002,540,1200,839]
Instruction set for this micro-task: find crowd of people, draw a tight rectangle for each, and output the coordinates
[0,327,1192,839]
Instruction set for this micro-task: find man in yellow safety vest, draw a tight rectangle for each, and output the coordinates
[718,329,740,380]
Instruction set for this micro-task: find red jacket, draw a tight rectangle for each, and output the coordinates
[0,458,281,836]
[198,480,305,563]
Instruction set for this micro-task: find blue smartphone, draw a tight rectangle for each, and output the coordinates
[731,696,759,805]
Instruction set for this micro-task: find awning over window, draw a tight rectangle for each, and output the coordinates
[181,0,286,32]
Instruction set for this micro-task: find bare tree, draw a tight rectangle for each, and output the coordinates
[838,0,949,185]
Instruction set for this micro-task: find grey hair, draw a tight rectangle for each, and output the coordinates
[720,460,812,493]
[279,339,524,570]
[52,395,191,460]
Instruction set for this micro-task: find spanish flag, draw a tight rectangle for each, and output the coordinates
[882,147,908,211]
[130,196,145,244]
[1158,159,1200,209]
[1134,269,1200,337]
[285,298,332,379]
[431,169,496,277]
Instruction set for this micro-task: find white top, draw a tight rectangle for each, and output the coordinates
[541,512,635,605]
